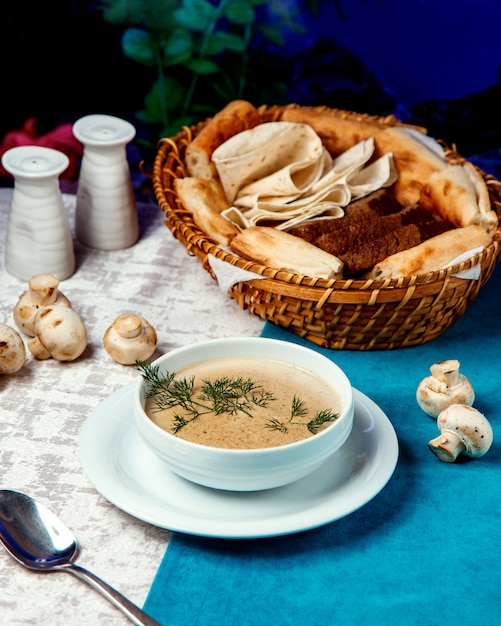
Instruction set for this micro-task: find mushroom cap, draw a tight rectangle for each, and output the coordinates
[14,274,71,337]
[0,322,26,373]
[103,314,157,365]
[430,404,493,461]
[30,305,87,361]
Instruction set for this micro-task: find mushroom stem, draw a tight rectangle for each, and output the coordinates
[428,432,465,463]
[430,361,460,386]
[28,274,62,306]
[114,315,142,339]
[416,359,474,417]
[27,336,52,360]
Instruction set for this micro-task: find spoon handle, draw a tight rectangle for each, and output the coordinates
[62,562,162,626]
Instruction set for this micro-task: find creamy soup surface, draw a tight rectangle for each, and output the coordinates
[145,356,343,449]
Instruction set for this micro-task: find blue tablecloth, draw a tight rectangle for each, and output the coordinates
[144,266,501,626]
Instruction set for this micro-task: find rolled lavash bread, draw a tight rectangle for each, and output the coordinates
[372,128,498,234]
[363,224,492,279]
[230,226,344,280]
[280,106,386,156]
[174,177,239,246]
[185,100,262,180]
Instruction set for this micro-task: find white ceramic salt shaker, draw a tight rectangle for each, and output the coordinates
[1,146,75,281]
[73,114,139,250]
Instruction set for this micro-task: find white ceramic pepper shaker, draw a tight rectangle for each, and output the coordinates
[73,114,139,250]
[1,146,75,281]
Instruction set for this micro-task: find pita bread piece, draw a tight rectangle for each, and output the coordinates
[364,224,492,279]
[185,100,262,180]
[174,177,239,246]
[230,226,344,280]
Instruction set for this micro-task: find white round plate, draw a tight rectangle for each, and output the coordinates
[78,384,398,539]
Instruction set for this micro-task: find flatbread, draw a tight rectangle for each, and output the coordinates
[229,226,344,279]
[212,121,325,203]
[280,106,386,156]
[185,100,262,180]
[214,126,396,230]
[179,102,497,279]
[372,127,498,233]
[174,177,238,246]
[364,224,492,279]
[372,127,446,205]
[421,161,498,233]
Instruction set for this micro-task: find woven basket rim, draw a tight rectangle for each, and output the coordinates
[153,103,501,291]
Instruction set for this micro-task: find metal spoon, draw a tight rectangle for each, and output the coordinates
[0,489,161,626]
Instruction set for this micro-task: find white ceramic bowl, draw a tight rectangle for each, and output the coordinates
[133,337,354,491]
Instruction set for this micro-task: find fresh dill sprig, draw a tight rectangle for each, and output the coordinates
[137,360,338,437]
[305,409,339,434]
[138,362,275,432]
[172,412,192,434]
[200,376,273,418]
[265,418,288,433]
[290,395,308,419]
[136,361,174,396]
[266,397,339,435]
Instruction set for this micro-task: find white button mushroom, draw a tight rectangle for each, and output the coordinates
[428,404,493,463]
[0,322,26,373]
[103,314,157,365]
[13,273,71,337]
[416,359,474,417]
[28,305,87,361]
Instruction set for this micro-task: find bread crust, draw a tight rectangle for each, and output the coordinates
[229,226,344,280]
[174,177,238,246]
[185,100,262,180]
[372,128,445,206]
[280,106,385,156]
[364,225,492,279]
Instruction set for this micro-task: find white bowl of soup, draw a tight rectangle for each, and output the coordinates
[133,337,354,491]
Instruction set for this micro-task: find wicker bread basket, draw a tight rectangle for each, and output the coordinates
[153,104,501,350]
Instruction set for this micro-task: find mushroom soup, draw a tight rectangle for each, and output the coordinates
[142,356,343,449]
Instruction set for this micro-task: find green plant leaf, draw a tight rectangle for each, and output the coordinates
[183,0,219,16]
[174,0,218,32]
[224,0,255,25]
[185,57,220,74]
[255,23,286,46]
[100,0,145,25]
[162,26,193,58]
[139,76,186,124]
[205,31,247,55]
[121,27,157,66]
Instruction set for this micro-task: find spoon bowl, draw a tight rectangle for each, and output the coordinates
[0,489,160,626]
